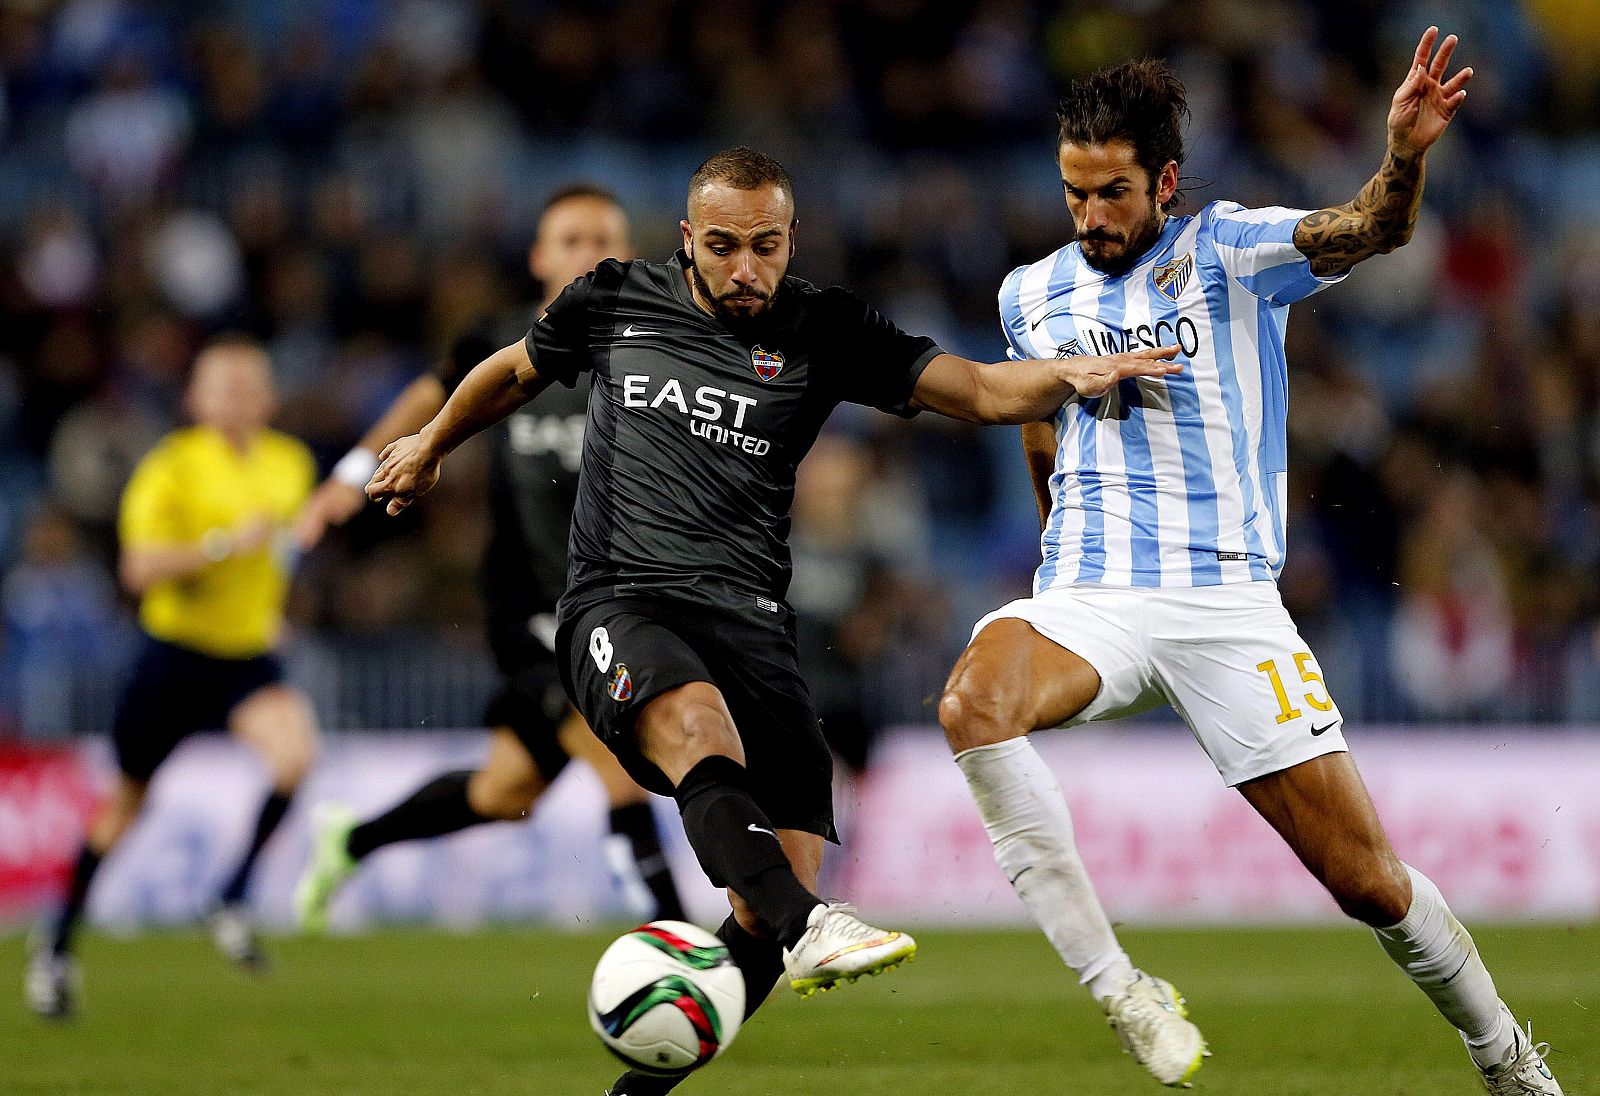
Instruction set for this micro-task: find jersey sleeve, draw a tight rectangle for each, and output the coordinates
[998,265,1030,362]
[523,260,623,388]
[118,443,184,547]
[816,288,943,417]
[1207,202,1348,306]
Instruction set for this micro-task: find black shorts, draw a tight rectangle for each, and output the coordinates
[484,618,574,782]
[558,596,836,842]
[112,634,285,782]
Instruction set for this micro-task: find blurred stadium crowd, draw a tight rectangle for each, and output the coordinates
[3,0,1600,747]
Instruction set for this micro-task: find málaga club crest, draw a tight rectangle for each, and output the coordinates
[751,346,784,382]
[1151,252,1194,302]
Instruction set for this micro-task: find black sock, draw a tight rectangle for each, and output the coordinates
[673,756,817,947]
[346,771,484,861]
[609,802,687,922]
[716,912,785,1021]
[49,845,103,956]
[606,917,781,1096]
[218,790,294,905]
[607,1069,686,1096]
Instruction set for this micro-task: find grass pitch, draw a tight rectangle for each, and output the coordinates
[3,923,1595,1095]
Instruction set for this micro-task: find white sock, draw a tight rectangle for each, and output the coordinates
[955,738,1133,1003]
[1372,863,1512,1066]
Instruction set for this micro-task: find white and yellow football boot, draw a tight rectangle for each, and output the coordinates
[1104,970,1209,1087]
[783,901,916,996]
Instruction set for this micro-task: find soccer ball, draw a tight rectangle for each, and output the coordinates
[587,920,746,1076]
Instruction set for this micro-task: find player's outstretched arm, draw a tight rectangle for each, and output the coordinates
[909,346,1182,425]
[367,340,551,517]
[294,374,449,549]
[1294,26,1472,277]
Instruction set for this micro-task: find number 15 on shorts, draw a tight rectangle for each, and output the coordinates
[1256,653,1333,724]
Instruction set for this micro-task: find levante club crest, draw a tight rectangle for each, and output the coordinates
[608,663,633,702]
[1152,252,1194,301]
[751,345,784,382]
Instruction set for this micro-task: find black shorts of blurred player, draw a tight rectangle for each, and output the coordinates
[40,634,319,981]
[324,622,686,922]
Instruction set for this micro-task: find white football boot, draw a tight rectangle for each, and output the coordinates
[782,902,916,996]
[209,902,268,973]
[1475,1006,1563,1095]
[1104,970,1209,1087]
[602,834,656,919]
[25,941,79,1021]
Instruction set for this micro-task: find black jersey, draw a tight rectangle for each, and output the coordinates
[438,315,590,630]
[524,251,941,620]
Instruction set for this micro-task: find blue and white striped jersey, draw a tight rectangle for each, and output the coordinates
[1000,200,1345,591]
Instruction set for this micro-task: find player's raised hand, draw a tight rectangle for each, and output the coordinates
[293,480,368,551]
[1065,345,1184,399]
[367,434,442,517]
[1388,27,1472,155]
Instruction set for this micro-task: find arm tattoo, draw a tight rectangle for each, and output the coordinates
[1293,147,1424,277]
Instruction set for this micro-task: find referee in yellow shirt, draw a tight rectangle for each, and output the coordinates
[28,336,320,1019]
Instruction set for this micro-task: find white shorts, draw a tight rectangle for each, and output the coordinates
[972,582,1348,786]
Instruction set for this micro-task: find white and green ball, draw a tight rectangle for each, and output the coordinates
[587,920,746,1076]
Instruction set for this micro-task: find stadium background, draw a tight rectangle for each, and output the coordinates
[3,0,1600,739]
[2,0,1600,916]
[2,3,1599,1093]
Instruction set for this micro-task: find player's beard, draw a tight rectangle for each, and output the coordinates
[1078,201,1165,277]
[687,253,775,327]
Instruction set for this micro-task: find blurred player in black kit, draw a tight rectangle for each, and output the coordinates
[367,148,1181,1095]
[292,186,687,931]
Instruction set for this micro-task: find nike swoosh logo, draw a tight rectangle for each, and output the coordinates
[1029,307,1071,331]
[1027,270,1117,328]
[817,932,903,965]
[620,324,658,337]
[1311,721,1338,736]
[747,824,776,839]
